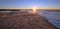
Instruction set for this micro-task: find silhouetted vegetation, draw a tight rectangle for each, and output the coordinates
[0,9,20,11]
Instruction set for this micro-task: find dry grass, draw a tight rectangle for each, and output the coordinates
[0,12,56,29]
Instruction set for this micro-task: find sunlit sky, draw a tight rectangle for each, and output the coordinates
[0,0,60,9]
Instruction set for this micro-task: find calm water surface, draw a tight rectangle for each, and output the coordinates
[38,11,60,28]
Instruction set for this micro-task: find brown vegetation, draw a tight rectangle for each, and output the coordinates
[0,12,56,29]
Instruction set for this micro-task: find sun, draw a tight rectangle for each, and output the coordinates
[32,5,37,14]
[32,8,36,13]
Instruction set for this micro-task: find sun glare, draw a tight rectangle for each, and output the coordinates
[32,8,36,13]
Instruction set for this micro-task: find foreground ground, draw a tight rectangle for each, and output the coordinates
[0,12,56,29]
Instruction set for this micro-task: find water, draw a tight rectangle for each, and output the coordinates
[38,11,60,28]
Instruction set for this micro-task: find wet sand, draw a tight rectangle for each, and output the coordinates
[0,12,56,29]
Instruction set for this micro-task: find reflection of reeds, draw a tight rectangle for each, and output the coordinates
[0,12,56,29]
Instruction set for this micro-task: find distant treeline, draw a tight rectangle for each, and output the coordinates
[0,9,20,11]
